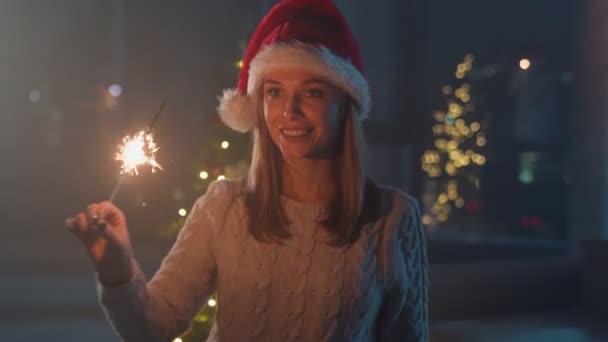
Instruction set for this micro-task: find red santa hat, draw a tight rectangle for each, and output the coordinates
[217,0,371,132]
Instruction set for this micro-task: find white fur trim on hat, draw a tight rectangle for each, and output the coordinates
[217,41,371,132]
[217,88,257,133]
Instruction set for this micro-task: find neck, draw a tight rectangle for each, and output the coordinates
[281,157,336,203]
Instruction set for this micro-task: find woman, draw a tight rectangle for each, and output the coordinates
[65,0,428,341]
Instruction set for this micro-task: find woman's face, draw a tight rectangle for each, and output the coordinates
[262,67,347,160]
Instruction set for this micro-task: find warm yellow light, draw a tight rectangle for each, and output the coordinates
[435,139,447,149]
[433,111,446,122]
[471,122,481,132]
[455,197,465,208]
[173,338,183,342]
[447,140,459,151]
[438,193,448,204]
[433,124,444,134]
[236,60,244,69]
[429,167,442,178]
[194,314,209,323]
[459,126,470,135]
[449,103,463,117]
[217,175,226,180]
[178,208,187,217]
[422,215,432,225]
[441,85,453,95]
[199,171,209,180]
[519,58,531,70]
[445,163,457,175]
[476,136,487,147]
[221,141,230,149]
[208,299,217,307]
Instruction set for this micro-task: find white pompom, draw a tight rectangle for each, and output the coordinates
[217,88,257,133]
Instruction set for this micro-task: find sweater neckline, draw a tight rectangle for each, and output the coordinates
[280,194,330,219]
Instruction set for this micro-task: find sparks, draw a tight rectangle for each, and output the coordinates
[115,130,163,176]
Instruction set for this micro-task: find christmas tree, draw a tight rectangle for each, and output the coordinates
[421,53,487,230]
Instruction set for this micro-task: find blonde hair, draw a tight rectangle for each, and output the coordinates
[244,97,368,246]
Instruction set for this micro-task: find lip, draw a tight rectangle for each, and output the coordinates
[279,127,314,139]
[278,125,314,130]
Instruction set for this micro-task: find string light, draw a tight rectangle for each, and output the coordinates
[178,208,187,217]
[199,171,209,180]
[519,58,531,70]
[208,299,217,307]
[221,141,230,149]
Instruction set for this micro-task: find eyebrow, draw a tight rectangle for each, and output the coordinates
[263,78,331,86]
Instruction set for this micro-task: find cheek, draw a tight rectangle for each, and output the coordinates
[314,102,344,141]
[263,99,282,140]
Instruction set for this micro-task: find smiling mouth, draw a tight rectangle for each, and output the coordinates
[280,128,313,137]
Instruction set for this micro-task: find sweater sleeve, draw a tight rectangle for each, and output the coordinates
[96,181,227,342]
[377,196,429,342]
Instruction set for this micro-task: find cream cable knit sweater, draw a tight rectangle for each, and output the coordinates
[96,179,428,342]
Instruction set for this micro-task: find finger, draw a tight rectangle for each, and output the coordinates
[65,218,77,231]
[86,204,100,224]
[97,201,121,227]
[75,212,90,234]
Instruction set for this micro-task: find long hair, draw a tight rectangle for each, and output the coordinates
[244,97,367,246]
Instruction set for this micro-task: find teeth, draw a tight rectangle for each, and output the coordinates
[282,129,309,136]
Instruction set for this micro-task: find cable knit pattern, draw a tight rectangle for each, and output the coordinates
[96,179,428,342]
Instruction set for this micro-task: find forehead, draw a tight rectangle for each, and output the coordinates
[263,67,332,86]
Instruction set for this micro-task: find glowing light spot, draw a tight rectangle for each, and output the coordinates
[217,175,226,180]
[221,141,230,149]
[108,84,123,97]
[173,338,183,342]
[178,208,187,217]
[455,197,465,208]
[29,89,41,103]
[422,215,432,225]
[471,122,481,132]
[115,130,163,176]
[519,58,531,70]
[199,171,209,179]
[208,299,217,307]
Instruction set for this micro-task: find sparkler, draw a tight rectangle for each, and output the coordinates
[91,102,167,228]
[109,101,167,202]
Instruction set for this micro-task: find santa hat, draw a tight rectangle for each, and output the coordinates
[217,0,371,133]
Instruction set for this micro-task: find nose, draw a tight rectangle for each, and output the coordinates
[283,93,303,118]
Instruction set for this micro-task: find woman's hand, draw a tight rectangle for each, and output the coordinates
[65,201,135,286]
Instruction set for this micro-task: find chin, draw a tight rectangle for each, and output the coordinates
[280,147,314,159]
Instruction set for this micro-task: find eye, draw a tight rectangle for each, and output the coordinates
[304,88,324,98]
[267,87,282,97]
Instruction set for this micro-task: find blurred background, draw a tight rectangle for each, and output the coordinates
[2,0,606,341]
